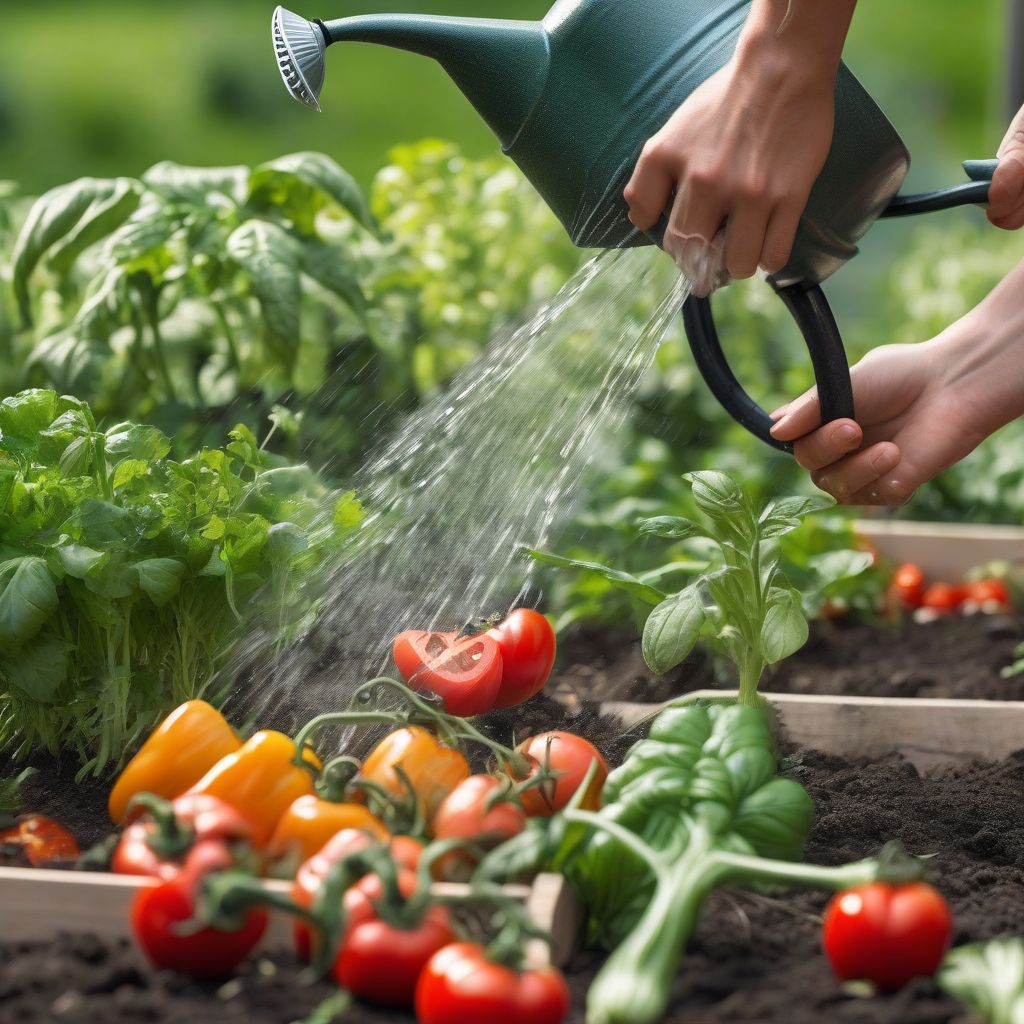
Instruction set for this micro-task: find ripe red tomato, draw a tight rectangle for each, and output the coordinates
[432,775,527,879]
[890,563,926,610]
[334,869,455,1008]
[416,942,570,1024]
[486,609,557,708]
[131,840,267,979]
[513,732,608,817]
[0,814,79,866]
[822,882,953,991]
[963,578,1011,608]
[393,630,502,716]
[921,582,963,614]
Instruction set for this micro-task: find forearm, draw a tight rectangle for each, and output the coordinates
[736,0,858,83]
[934,257,1024,435]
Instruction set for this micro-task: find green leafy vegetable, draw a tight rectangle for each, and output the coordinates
[939,938,1024,1024]
[0,389,362,774]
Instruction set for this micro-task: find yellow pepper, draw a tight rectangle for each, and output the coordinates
[108,700,240,825]
[267,794,388,864]
[187,730,319,846]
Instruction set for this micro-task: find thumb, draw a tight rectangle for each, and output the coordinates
[988,155,1024,223]
[770,386,822,441]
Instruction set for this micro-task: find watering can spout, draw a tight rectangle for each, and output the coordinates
[273,6,549,148]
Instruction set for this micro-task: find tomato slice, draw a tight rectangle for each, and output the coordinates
[392,631,502,716]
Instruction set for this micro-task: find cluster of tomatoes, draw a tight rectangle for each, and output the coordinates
[889,562,1012,617]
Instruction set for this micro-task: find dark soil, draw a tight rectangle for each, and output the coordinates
[555,612,1024,704]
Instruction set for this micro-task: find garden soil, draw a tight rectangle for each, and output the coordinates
[4,613,1024,1023]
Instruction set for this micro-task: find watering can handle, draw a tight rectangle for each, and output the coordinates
[680,285,852,453]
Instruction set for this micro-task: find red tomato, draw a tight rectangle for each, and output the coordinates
[513,732,608,817]
[334,869,455,1008]
[921,582,963,614]
[393,630,502,716]
[963,578,1011,608]
[822,882,953,991]
[0,814,80,866]
[131,840,267,979]
[416,942,570,1024]
[432,775,527,879]
[890,563,926,610]
[486,609,557,708]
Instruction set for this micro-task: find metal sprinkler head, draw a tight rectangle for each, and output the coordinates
[272,6,326,112]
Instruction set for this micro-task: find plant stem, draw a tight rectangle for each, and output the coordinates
[737,651,763,707]
[711,849,881,891]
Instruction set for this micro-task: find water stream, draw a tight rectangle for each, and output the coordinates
[236,245,689,733]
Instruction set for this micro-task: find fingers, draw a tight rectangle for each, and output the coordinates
[665,188,727,297]
[761,201,803,274]
[769,386,822,441]
[723,201,771,280]
[808,442,902,503]
[624,145,675,230]
[789,419,862,471]
[987,156,1024,229]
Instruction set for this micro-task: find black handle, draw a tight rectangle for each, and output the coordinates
[882,158,995,218]
[681,284,854,453]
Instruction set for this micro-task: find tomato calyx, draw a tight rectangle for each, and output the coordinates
[871,840,928,885]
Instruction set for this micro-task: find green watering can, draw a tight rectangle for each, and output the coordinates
[271,1,995,451]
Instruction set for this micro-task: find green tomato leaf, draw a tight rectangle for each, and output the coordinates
[642,585,705,675]
[135,558,187,607]
[105,423,170,462]
[637,516,708,541]
[526,548,666,606]
[760,589,809,664]
[226,220,301,372]
[0,634,71,704]
[0,557,59,652]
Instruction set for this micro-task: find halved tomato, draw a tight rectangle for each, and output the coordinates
[392,631,502,716]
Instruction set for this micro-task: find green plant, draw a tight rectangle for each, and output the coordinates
[939,938,1024,1024]
[532,471,872,703]
[0,388,361,773]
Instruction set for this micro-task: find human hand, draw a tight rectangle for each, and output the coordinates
[623,1,853,296]
[769,341,991,506]
[988,104,1024,229]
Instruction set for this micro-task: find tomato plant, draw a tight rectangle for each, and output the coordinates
[393,630,503,716]
[822,881,953,990]
[416,942,570,1024]
[487,609,557,708]
[513,732,608,817]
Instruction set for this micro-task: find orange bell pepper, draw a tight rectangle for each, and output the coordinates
[267,795,388,864]
[109,701,240,824]
[357,726,470,823]
[188,731,319,846]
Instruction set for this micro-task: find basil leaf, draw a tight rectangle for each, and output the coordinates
[642,586,705,675]
[0,557,59,652]
[135,558,186,607]
[526,549,665,606]
[637,516,708,540]
[105,423,170,462]
[0,634,70,704]
[760,589,809,663]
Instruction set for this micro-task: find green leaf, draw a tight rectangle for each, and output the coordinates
[202,516,226,541]
[12,178,113,324]
[47,178,142,274]
[734,777,815,860]
[642,586,705,675]
[0,389,59,444]
[226,220,301,371]
[807,550,874,588]
[112,459,149,491]
[268,404,303,439]
[939,939,1024,1024]
[249,152,375,231]
[105,423,171,462]
[637,516,708,541]
[760,589,809,664]
[76,500,134,547]
[0,634,70,703]
[142,161,248,205]
[759,495,835,523]
[333,490,363,529]
[685,471,753,542]
[0,557,59,652]
[300,240,366,313]
[526,548,665,606]
[267,522,308,568]
[25,331,108,397]
[58,436,94,478]
[135,558,187,607]
[58,544,105,579]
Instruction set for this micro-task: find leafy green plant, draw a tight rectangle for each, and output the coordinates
[5,143,580,473]
[939,938,1024,1024]
[0,389,361,774]
[532,471,872,703]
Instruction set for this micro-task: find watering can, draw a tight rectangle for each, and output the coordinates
[271,1,995,451]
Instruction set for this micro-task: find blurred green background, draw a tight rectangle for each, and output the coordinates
[0,0,1011,196]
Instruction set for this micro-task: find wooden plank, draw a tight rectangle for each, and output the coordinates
[853,518,1024,581]
[0,867,575,966]
[604,691,1024,771]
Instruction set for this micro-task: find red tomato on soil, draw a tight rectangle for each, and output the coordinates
[963,578,1011,608]
[0,814,80,866]
[393,630,502,716]
[416,942,570,1024]
[822,882,953,991]
[513,732,608,817]
[920,582,963,614]
[486,609,557,708]
[890,563,926,610]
